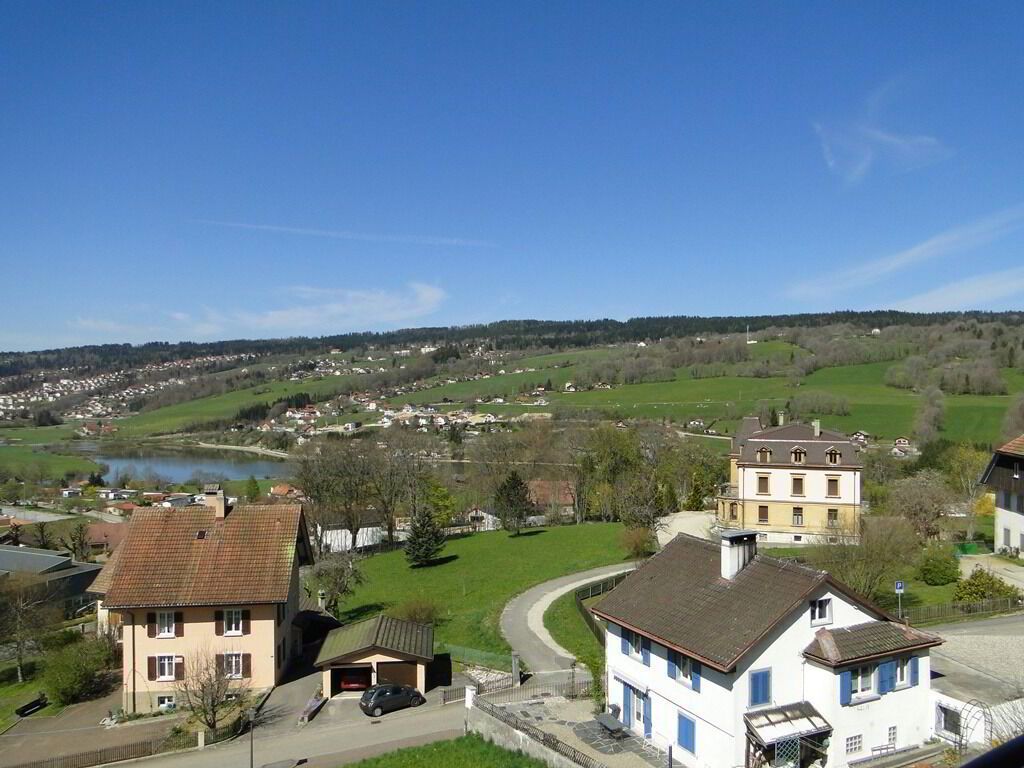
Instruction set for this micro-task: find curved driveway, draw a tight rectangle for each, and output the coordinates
[500,562,635,678]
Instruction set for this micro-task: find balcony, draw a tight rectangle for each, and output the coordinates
[717,483,739,500]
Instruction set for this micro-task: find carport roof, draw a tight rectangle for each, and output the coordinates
[315,614,434,665]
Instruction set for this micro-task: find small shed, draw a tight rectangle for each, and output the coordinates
[315,614,433,696]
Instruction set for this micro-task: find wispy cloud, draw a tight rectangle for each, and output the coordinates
[789,203,1024,300]
[895,266,1024,312]
[195,219,494,248]
[234,283,447,333]
[68,282,447,344]
[814,80,951,183]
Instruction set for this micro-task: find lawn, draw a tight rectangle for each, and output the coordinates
[0,660,62,730]
[0,425,79,445]
[0,445,98,479]
[341,524,628,657]
[344,734,548,767]
[543,592,604,674]
[390,367,578,407]
[118,375,357,436]
[512,348,617,370]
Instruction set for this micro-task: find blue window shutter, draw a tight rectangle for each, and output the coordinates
[910,656,919,687]
[641,637,651,667]
[667,650,677,679]
[623,682,633,722]
[839,670,852,706]
[750,670,770,706]
[621,628,629,656]
[692,660,702,693]
[678,713,696,753]
[878,661,894,694]
[643,695,652,738]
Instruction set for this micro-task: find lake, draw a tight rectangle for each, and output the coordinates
[84,449,291,484]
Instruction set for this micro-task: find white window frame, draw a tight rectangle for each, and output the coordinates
[156,611,175,639]
[792,507,804,526]
[827,508,839,528]
[157,654,175,681]
[157,695,175,710]
[895,657,908,686]
[223,652,243,680]
[850,664,874,697]
[845,734,863,754]
[673,654,692,683]
[809,598,832,626]
[224,609,243,637]
[888,726,897,745]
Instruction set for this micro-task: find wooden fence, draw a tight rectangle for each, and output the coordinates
[574,572,629,645]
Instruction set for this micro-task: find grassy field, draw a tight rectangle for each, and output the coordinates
[118,375,356,435]
[543,592,604,675]
[0,445,98,479]
[344,735,548,767]
[0,425,79,444]
[512,348,618,370]
[0,660,63,730]
[414,358,1022,444]
[341,524,628,656]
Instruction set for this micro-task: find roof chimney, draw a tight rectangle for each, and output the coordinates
[720,530,758,580]
[812,419,821,437]
[203,483,227,518]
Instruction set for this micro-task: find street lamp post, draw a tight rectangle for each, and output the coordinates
[248,707,257,768]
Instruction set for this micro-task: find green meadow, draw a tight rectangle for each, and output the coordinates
[118,375,357,436]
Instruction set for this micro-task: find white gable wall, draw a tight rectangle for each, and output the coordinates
[604,583,935,768]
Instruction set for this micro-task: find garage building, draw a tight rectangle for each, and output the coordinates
[315,613,433,696]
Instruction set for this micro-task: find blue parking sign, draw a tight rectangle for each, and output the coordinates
[895,580,905,594]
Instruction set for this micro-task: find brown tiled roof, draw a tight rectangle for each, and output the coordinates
[804,621,941,666]
[996,434,1024,458]
[89,545,120,595]
[101,504,312,609]
[87,522,128,549]
[528,479,574,508]
[593,534,835,671]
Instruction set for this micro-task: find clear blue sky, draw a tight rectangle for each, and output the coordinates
[3,2,1024,351]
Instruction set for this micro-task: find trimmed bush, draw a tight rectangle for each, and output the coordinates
[917,543,960,586]
[391,597,441,625]
[43,639,112,705]
[953,566,1022,603]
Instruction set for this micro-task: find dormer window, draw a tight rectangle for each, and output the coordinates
[826,449,842,466]
[756,448,772,464]
[791,447,806,464]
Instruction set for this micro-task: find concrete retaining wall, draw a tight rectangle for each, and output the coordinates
[466,707,588,768]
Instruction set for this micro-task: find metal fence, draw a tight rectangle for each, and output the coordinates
[8,729,199,768]
[903,596,1024,625]
[474,695,608,768]
[574,572,629,645]
[481,677,592,705]
[441,672,517,705]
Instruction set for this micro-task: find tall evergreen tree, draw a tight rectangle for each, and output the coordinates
[494,470,531,536]
[245,475,261,503]
[405,484,445,567]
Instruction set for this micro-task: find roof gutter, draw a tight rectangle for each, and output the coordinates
[803,639,943,668]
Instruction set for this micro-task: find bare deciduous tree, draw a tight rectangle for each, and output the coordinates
[175,647,250,732]
[888,470,955,539]
[309,551,364,613]
[0,574,60,682]
[807,518,920,602]
[295,440,371,556]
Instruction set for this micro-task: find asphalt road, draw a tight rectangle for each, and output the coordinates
[133,702,464,768]
[500,562,635,675]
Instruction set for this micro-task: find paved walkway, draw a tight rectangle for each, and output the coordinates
[501,563,635,676]
[655,510,714,547]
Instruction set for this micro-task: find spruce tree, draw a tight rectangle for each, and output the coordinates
[245,475,261,503]
[405,489,445,567]
[494,470,531,536]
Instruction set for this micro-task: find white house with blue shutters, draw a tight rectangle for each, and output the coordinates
[592,531,942,768]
